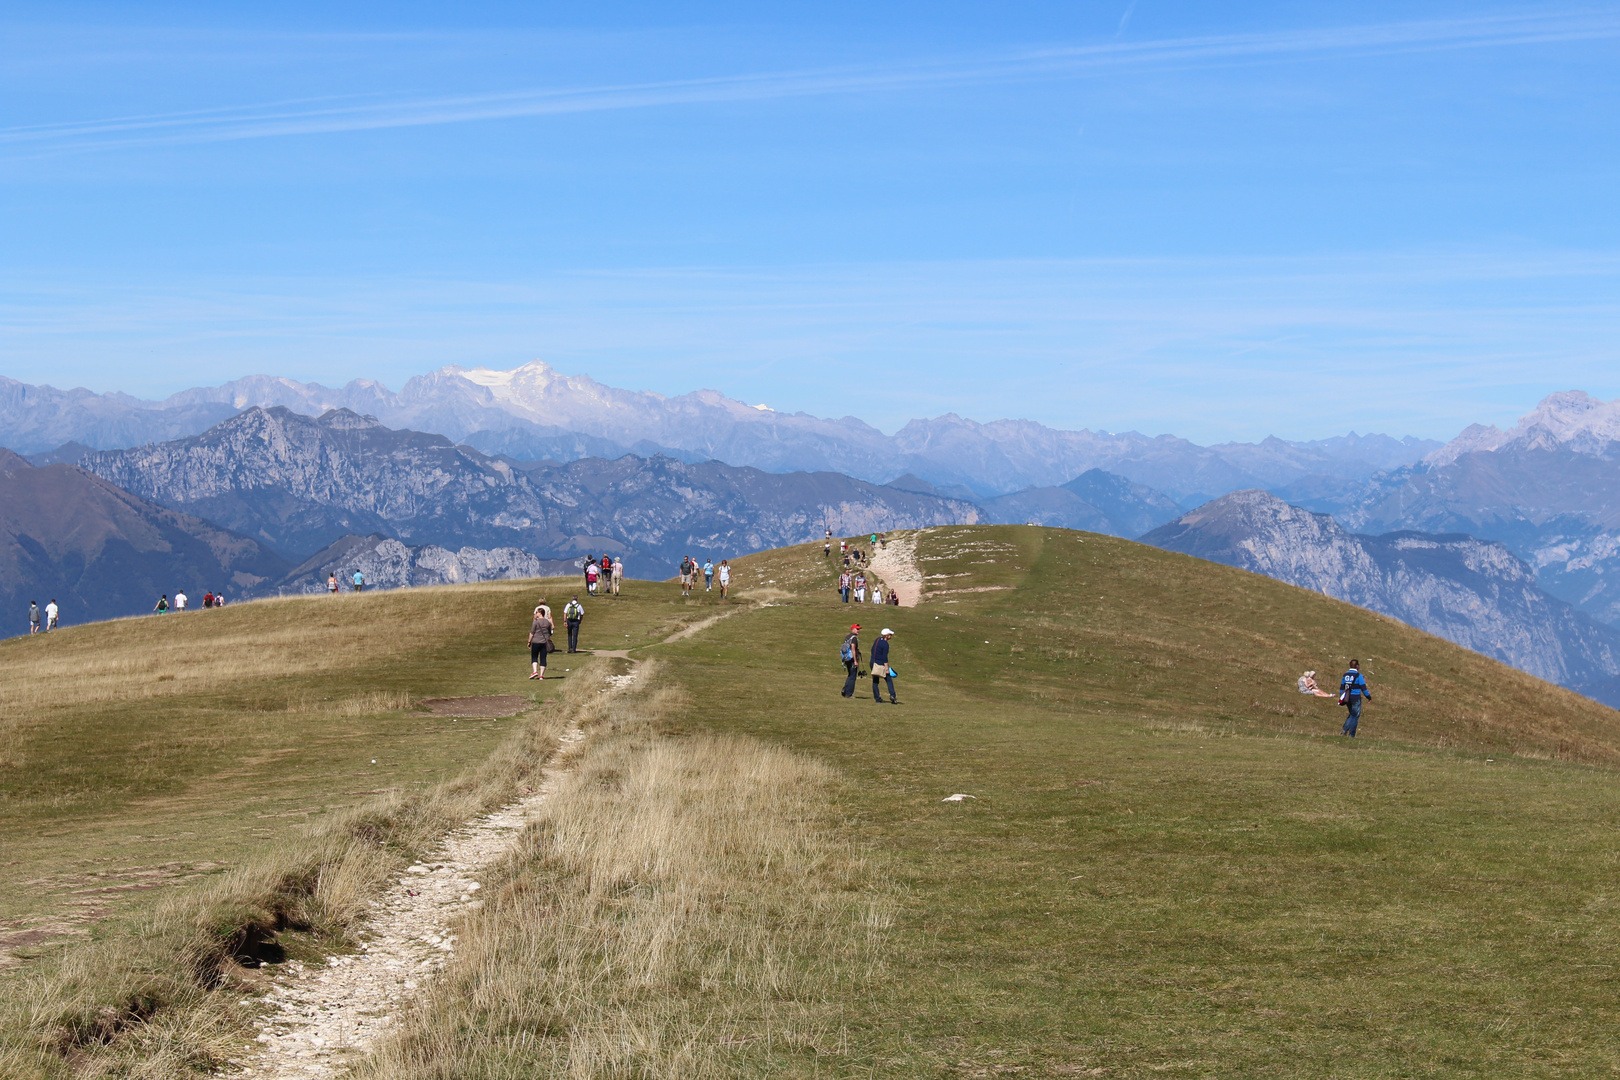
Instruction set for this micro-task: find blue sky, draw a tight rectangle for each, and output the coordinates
[2,2,1617,443]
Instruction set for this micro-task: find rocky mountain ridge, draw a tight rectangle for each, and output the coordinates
[78,406,982,572]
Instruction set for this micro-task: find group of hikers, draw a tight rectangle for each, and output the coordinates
[27,600,58,633]
[1298,663,1374,737]
[678,555,731,598]
[839,570,900,605]
[326,571,368,593]
[525,594,592,678]
[151,590,226,615]
[583,555,624,596]
[839,623,899,704]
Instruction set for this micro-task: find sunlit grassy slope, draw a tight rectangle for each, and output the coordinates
[8,526,1620,1078]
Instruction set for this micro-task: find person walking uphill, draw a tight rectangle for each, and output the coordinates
[563,596,585,653]
[1339,660,1373,737]
[840,624,863,698]
[528,605,554,679]
[871,628,898,704]
[28,601,40,634]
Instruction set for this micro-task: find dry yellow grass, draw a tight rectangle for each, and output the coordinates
[357,662,894,1079]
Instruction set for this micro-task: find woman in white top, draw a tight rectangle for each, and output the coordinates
[1297,670,1334,697]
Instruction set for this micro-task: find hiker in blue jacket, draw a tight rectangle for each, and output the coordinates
[870,628,898,704]
[1339,660,1373,737]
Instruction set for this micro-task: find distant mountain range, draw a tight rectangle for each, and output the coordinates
[75,406,980,575]
[12,363,1620,709]
[1142,490,1620,706]
[0,363,1439,501]
[0,449,289,628]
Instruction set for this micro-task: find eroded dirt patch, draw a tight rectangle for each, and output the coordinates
[417,695,531,718]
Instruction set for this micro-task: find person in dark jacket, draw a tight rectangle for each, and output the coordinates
[1339,660,1372,737]
[870,628,897,703]
[840,624,862,698]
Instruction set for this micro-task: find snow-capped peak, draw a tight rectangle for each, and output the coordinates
[1426,391,1620,467]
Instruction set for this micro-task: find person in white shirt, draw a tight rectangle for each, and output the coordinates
[45,599,58,631]
[718,560,731,599]
[174,591,188,612]
[611,557,623,596]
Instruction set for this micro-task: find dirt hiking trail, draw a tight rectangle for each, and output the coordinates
[235,714,592,1078]
[867,531,925,607]
[236,608,723,1077]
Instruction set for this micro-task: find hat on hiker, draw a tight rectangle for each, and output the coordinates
[881,628,893,636]
[850,623,861,631]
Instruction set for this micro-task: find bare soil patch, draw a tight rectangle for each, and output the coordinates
[417,695,531,718]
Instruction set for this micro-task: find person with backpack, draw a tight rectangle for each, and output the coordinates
[29,601,40,634]
[840,623,863,698]
[1339,660,1373,737]
[528,604,554,679]
[203,591,215,609]
[153,594,170,614]
[870,628,898,704]
[563,595,585,653]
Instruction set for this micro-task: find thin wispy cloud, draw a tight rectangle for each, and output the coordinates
[3,9,1617,157]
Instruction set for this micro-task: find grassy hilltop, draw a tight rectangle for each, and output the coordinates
[4,525,1620,1078]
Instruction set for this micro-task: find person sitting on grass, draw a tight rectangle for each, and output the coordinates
[1297,670,1335,697]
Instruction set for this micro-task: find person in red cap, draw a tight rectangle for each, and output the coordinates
[840,623,863,697]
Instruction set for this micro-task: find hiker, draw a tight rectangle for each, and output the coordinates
[853,572,867,603]
[611,556,623,596]
[1297,670,1334,698]
[600,555,613,592]
[528,604,554,679]
[1339,660,1373,737]
[889,587,900,606]
[175,590,188,612]
[353,570,365,593]
[680,555,695,597]
[824,538,831,557]
[839,570,852,603]
[153,594,169,614]
[870,533,878,548]
[585,560,600,596]
[327,573,339,595]
[871,628,898,704]
[563,595,585,653]
[703,559,714,592]
[45,599,58,631]
[214,590,225,607]
[28,601,40,634]
[718,559,731,598]
[203,591,214,609]
[840,623,863,698]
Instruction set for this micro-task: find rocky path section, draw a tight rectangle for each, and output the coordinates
[235,718,593,1078]
[868,531,925,607]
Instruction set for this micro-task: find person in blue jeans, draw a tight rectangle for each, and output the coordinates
[870,628,898,703]
[1339,660,1372,737]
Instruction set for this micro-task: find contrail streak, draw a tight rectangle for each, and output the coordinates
[2,10,1616,157]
